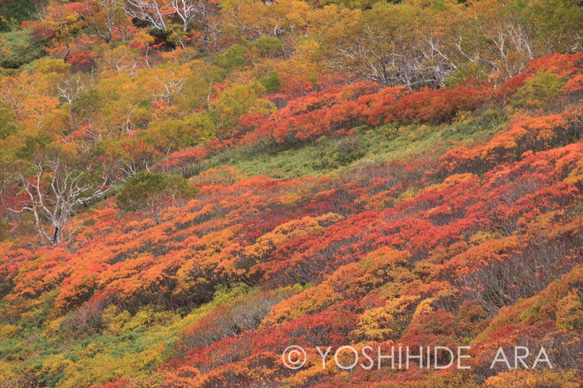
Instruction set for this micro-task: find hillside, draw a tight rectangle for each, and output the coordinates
[0,0,582,387]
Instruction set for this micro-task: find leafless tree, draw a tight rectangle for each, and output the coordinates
[124,0,171,31]
[3,158,109,245]
[124,0,212,35]
[57,74,88,105]
[170,0,200,31]
[327,8,449,90]
[153,76,185,105]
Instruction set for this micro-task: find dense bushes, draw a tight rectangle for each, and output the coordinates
[116,172,197,221]
[0,24,581,387]
[0,29,44,68]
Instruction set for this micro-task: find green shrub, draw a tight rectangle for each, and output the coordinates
[0,0,37,31]
[259,72,282,93]
[255,36,283,57]
[215,44,246,71]
[116,172,198,218]
[511,71,567,111]
[0,29,45,68]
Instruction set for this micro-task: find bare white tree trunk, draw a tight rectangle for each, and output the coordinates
[153,76,185,105]
[5,159,109,245]
[170,0,199,31]
[124,0,169,31]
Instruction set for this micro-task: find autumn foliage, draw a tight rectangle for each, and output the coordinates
[0,0,582,386]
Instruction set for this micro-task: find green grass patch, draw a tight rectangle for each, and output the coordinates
[200,114,506,180]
